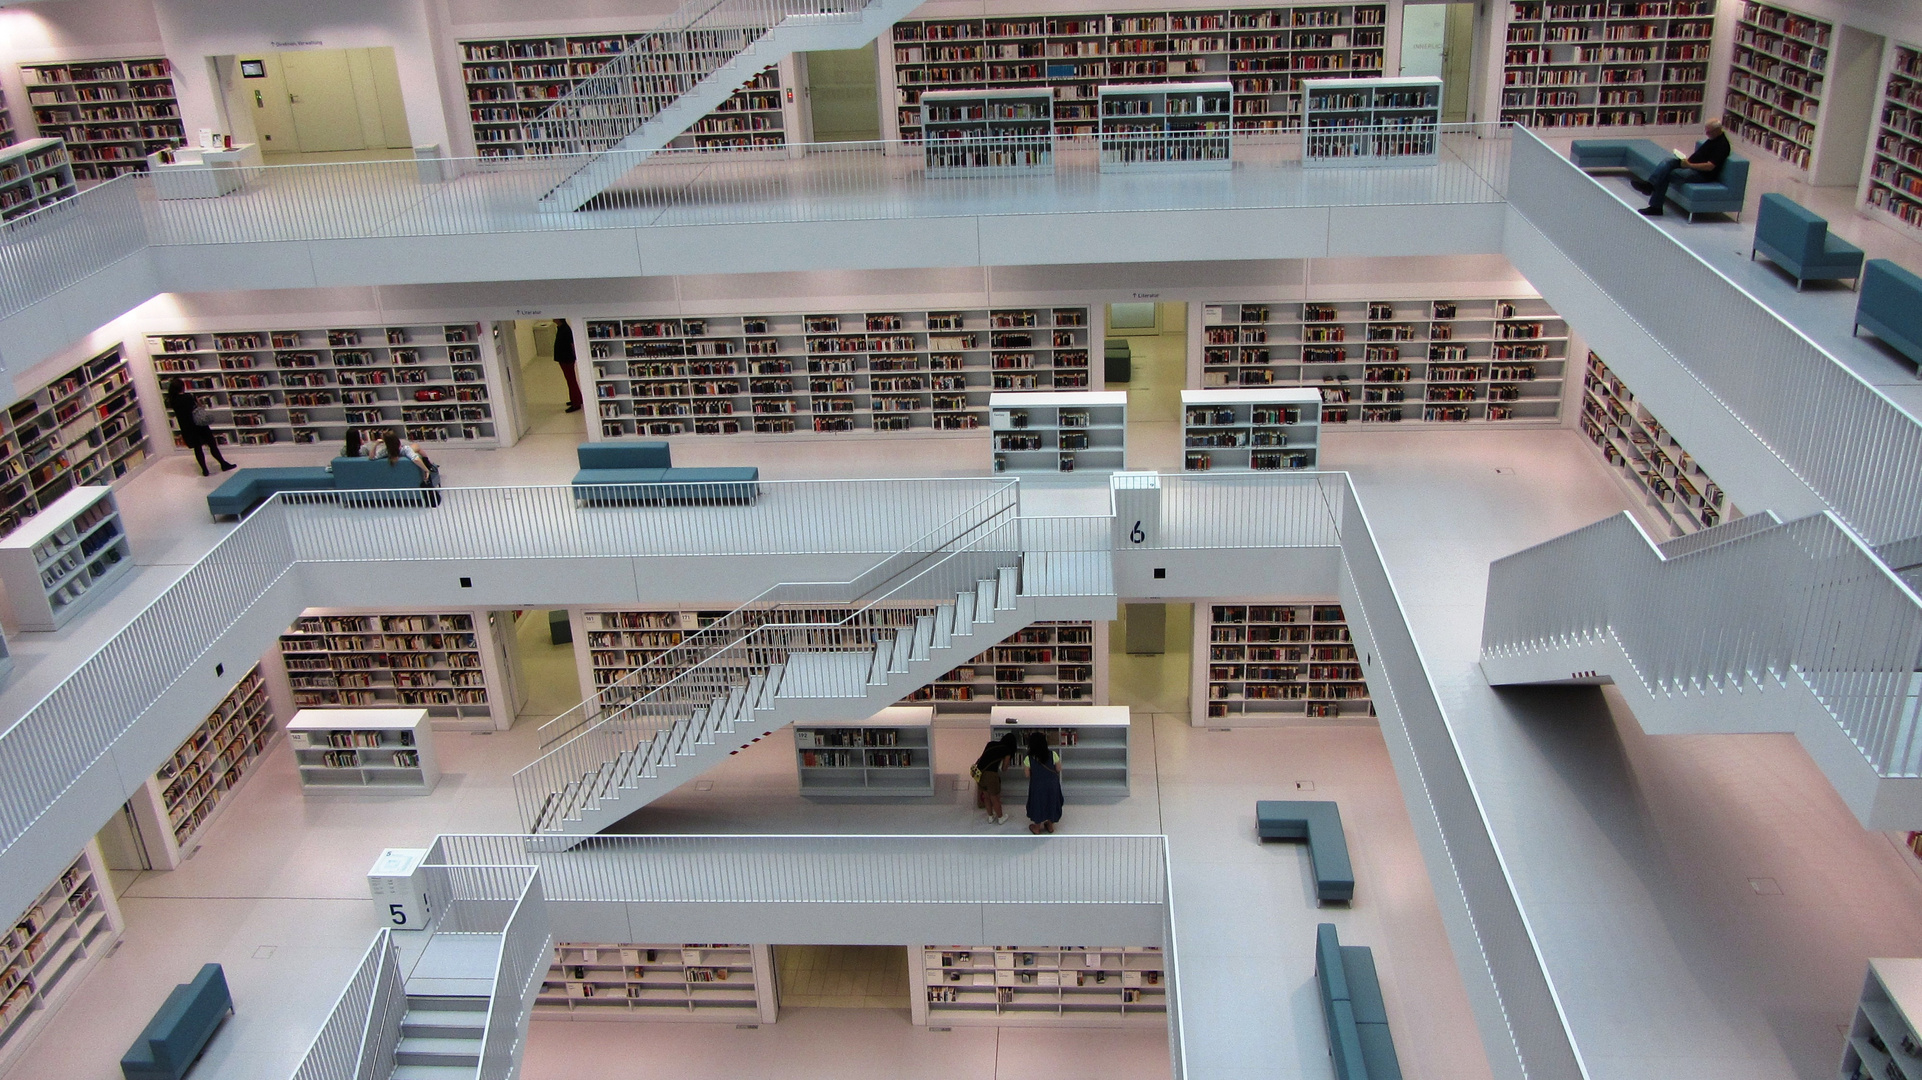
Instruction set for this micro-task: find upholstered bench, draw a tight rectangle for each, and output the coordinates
[572,442,760,506]
[1315,924,1403,1080]
[205,467,333,519]
[1571,138,1750,221]
[1856,259,1922,373]
[1752,193,1864,290]
[120,963,231,1080]
[332,456,430,508]
[1256,799,1354,904]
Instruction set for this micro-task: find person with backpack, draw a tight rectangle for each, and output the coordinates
[972,733,1018,825]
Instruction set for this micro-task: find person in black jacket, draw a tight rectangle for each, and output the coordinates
[1636,117,1730,218]
[552,319,583,413]
[165,377,234,476]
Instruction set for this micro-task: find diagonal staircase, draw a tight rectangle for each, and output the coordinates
[518,563,1097,836]
[391,995,487,1080]
[532,0,926,213]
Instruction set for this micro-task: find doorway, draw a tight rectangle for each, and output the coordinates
[1107,602,1193,718]
[1105,301,1188,470]
[497,319,585,439]
[221,47,412,161]
[803,47,881,142]
[1398,3,1476,123]
[773,945,909,1009]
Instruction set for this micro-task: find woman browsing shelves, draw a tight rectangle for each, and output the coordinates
[973,733,1018,825]
[165,377,235,476]
[1023,731,1064,834]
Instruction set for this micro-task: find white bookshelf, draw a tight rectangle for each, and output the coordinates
[538,943,777,1022]
[795,705,935,798]
[458,33,789,157]
[1098,82,1233,172]
[587,308,1093,440]
[1198,296,1568,425]
[0,841,122,1073]
[0,89,14,148]
[1181,387,1320,471]
[289,708,438,793]
[0,345,149,540]
[0,486,133,632]
[991,391,1126,475]
[1580,352,1736,536]
[1861,44,1922,239]
[1725,1,1831,172]
[280,610,509,731]
[1303,76,1440,165]
[1194,601,1372,725]
[1841,959,1922,1080]
[1499,0,1716,130]
[886,5,1389,142]
[906,620,1103,715]
[922,88,1055,176]
[0,138,74,221]
[128,665,275,869]
[913,945,1165,1025]
[146,323,495,448]
[20,57,183,181]
[991,704,1130,800]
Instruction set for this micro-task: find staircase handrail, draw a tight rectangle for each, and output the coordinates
[289,929,404,1080]
[513,516,1022,831]
[475,868,551,1080]
[526,0,863,160]
[535,479,1018,746]
[1483,509,1922,777]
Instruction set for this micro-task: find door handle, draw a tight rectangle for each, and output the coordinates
[289,93,299,104]
[253,89,263,108]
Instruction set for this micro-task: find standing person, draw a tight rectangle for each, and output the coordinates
[165,377,235,476]
[1635,117,1729,218]
[973,733,1018,824]
[1023,731,1064,835]
[551,318,583,413]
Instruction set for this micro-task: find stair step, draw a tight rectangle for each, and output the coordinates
[396,1037,483,1067]
[401,1015,486,1039]
[756,666,783,709]
[405,995,489,1012]
[976,579,996,621]
[743,673,768,720]
[933,604,954,649]
[997,565,1019,608]
[888,628,912,673]
[868,639,891,686]
[910,614,934,661]
[953,591,976,635]
[391,1066,479,1080]
[779,651,872,698]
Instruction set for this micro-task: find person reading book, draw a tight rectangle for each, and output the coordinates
[1635,118,1729,218]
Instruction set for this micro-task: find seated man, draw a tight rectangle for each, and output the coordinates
[1636,117,1729,218]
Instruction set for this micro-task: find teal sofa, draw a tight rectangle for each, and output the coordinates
[1315,925,1402,1080]
[1751,193,1864,290]
[120,963,231,1080]
[1257,799,1354,904]
[1570,138,1750,221]
[1856,259,1922,373]
[207,457,429,518]
[572,442,760,506]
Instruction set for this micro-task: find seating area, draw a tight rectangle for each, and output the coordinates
[571,442,761,506]
[1255,799,1354,904]
[206,457,429,518]
[1751,193,1865,290]
[1314,924,1403,1080]
[119,963,231,1080]
[1856,259,1922,374]
[1570,138,1750,221]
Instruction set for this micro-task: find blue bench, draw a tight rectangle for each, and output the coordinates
[1570,138,1750,222]
[121,963,231,1080]
[1751,193,1864,290]
[572,442,760,506]
[207,457,431,518]
[1315,924,1403,1080]
[1256,800,1354,904]
[1856,259,1922,374]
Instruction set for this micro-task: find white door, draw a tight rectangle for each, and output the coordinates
[282,49,366,152]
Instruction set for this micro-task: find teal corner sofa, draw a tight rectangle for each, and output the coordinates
[1256,799,1354,904]
[1570,138,1750,221]
[1751,193,1864,290]
[1855,259,1922,374]
[207,457,427,519]
[571,442,760,506]
[1315,924,1403,1080]
[120,963,231,1080]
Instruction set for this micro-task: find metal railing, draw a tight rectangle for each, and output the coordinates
[1507,128,1922,548]
[0,124,1512,324]
[512,512,1024,831]
[289,930,405,1080]
[427,833,1167,904]
[478,868,550,1080]
[1151,471,1348,549]
[1484,509,1922,776]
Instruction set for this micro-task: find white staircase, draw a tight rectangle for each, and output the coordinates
[523,566,1069,835]
[535,0,926,213]
[390,995,487,1080]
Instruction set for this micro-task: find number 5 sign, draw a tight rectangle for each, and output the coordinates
[1110,472,1161,550]
[368,848,432,929]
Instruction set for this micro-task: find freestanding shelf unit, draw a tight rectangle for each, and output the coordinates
[1302,76,1441,165]
[990,391,1127,476]
[991,704,1131,800]
[794,705,936,799]
[1181,388,1321,470]
[288,708,440,794]
[921,88,1055,177]
[0,486,135,632]
[1097,82,1233,172]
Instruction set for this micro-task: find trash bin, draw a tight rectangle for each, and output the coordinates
[548,609,571,645]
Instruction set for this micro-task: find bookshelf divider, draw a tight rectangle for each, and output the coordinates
[0,841,123,1073]
[1192,600,1373,725]
[20,57,183,181]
